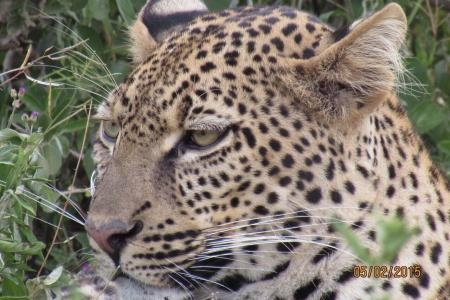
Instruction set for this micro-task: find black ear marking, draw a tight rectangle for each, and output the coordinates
[141,0,209,42]
[332,24,350,42]
[143,10,206,42]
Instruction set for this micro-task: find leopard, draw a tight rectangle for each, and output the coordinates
[76,0,450,299]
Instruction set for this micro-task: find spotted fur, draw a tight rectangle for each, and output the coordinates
[81,1,450,299]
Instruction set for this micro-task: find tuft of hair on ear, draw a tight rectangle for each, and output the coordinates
[129,0,208,64]
[278,3,407,122]
[129,9,158,65]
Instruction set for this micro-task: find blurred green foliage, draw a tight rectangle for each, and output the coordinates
[0,0,449,297]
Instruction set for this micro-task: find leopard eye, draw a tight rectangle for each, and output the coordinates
[101,120,120,142]
[191,130,221,147]
[187,130,222,148]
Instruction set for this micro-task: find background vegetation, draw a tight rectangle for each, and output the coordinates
[0,0,449,298]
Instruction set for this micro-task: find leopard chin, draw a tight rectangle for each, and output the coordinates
[113,276,195,300]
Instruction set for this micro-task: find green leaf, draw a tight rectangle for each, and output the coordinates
[204,0,229,11]
[376,217,420,263]
[83,147,95,181]
[334,215,419,265]
[435,59,450,96]
[10,192,36,216]
[0,144,19,163]
[36,136,68,177]
[437,140,450,156]
[43,266,64,286]
[0,129,29,143]
[407,100,448,134]
[319,11,335,22]
[333,220,371,262]
[116,0,135,25]
[0,239,45,255]
[20,85,48,114]
[74,25,104,54]
[86,0,110,21]
[0,276,28,298]
[132,0,147,11]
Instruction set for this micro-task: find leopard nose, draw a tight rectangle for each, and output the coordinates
[85,220,143,263]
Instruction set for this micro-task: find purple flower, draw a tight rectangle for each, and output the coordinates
[18,87,26,97]
[30,111,39,122]
[81,262,91,273]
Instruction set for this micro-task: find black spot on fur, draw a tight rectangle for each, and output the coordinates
[306,188,322,204]
[305,23,315,33]
[200,62,216,72]
[262,261,290,280]
[282,23,298,36]
[419,270,430,288]
[430,242,442,264]
[270,37,284,51]
[330,190,342,204]
[321,291,337,300]
[302,48,315,59]
[219,274,249,291]
[402,283,420,298]
[311,243,337,264]
[294,277,321,299]
[254,205,269,215]
[242,128,256,148]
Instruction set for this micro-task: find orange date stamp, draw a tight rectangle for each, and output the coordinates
[353,265,422,279]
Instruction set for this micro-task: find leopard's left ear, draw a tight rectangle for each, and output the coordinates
[130,0,209,64]
[278,3,407,121]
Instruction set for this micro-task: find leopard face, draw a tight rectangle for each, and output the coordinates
[85,1,450,299]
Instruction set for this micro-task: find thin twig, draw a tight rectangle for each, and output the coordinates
[37,100,93,277]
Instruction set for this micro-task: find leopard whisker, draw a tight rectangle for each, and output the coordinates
[22,186,85,223]
[42,12,118,88]
[11,187,85,225]
[164,258,210,293]
[203,206,360,235]
[204,218,360,238]
[44,184,86,222]
[50,85,110,102]
[184,273,234,294]
[206,234,339,247]
[189,265,271,273]
[168,274,194,300]
[204,237,359,261]
[166,257,234,293]
[193,252,270,267]
[29,64,113,96]
[25,213,62,229]
[166,259,227,291]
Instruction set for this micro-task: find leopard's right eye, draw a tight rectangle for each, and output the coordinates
[101,121,120,143]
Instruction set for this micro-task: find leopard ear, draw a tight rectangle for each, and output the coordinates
[279,3,407,121]
[129,0,209,64]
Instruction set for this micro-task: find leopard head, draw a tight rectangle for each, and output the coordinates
[85,0,408,295]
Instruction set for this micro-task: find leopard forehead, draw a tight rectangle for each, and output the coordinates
[104,6,333,131]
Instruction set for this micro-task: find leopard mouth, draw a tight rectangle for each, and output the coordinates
[114,247,233,292]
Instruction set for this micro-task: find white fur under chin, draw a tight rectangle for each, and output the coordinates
[115,277,231,300]
[115,277,188,300]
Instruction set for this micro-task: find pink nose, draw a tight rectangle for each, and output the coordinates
[85,219,143,262]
